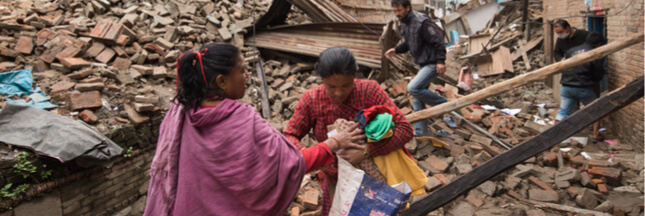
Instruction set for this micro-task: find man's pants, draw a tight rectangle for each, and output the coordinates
[555,86,598,121]
[408,64,447,136]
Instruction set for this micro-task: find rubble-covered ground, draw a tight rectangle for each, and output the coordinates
[0,0,642,215]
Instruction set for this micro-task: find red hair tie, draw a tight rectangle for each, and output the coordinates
[175,48,209,91]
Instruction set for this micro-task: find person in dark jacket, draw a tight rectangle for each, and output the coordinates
[555,32,605,142]
[553,19,590,62]
[385,0,447,136]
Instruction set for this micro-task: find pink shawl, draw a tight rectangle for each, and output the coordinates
[144,99,305,215]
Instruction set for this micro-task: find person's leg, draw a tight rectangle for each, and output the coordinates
[555,86,577,122]
[578,87,602,139]
[412,97,429,136]
[407,64,448,106]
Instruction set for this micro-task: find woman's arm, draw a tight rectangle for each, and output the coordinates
[365,81,414,157]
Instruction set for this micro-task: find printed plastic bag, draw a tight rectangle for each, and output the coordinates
[330,158,412,216]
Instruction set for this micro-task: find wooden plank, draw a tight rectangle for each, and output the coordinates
[512,36,543,60]
[404,75,645,216]
[255,56,271,119]
[468,33,491,55]
[518,39,532,71]
[492,46,514,74]
[405,33,643,124]
[378,21,396,83]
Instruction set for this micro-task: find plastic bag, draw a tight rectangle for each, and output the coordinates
[330,158,412,216]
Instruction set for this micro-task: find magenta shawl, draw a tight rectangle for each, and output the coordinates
[144,99,305,216]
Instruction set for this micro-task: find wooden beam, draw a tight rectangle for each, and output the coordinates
[378,21,395,83]
[518,39,532,71]
[404,75,645,216]
[504,193,612,216]
[544,18,555,88]
[511,36,543,61]
[255,56,271,119]
[405,33,644,124]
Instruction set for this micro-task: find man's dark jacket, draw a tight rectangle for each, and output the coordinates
[394,10,446,66]
[554,28,589,61]
[560,43,604,87]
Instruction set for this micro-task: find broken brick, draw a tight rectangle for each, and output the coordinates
[469,134,493,146]
[112,57,131,71]
[134,103,155,112]
[425,176,442,192]
[85,42,105,57]
[15,36,34,54]
[575,188,598,209]
[135,95,159,104]
[465,193,484,207]
[60,58,90,70]
[75,83,105,92]
[588,167,622,186]
[107,84,121,91]
[597,184,609,194]
[420,155,449,173]
[528,189,559,203]
[49,81,76,93]
[67,68,94,79]
[567,187,580,197]
[55,45,82,61]
[131,65,153,75]
[152,67,167,79]
[95,47,116,63]
[400,107,412,115]
[526,209,547,216]
[433,174,450,186]
[69,91,102,111]
[79,109,98,124]
[124,104,149,125]
[529,176,554,191]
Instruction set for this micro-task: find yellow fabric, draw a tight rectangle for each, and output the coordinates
[373,148,427,197]
[367,129,393,143]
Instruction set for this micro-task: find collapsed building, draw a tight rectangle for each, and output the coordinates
[0,0,642,215]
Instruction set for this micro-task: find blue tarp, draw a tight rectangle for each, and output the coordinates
[0,69,57,109]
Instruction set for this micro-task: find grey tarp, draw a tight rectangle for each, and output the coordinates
[0,103,123,168]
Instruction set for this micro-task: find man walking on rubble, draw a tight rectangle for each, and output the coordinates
[554,32,605,142]
[385,0,447,137]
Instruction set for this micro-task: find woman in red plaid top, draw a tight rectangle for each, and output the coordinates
[284,47,414,215]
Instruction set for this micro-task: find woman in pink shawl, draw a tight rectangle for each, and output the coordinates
[144,43,364,216]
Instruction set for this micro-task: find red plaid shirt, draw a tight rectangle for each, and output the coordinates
[284,79,413,177]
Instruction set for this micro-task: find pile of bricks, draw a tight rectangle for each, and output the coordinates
[0,0,272,128]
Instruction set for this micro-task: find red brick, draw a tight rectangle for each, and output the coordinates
[113,46,126,57]
[90,21,112,39]
[115,117,129,123]
[543,152,558,167]
[466,193,484,207]
[55,46,82,61]
[433,173,450,185]
[597,184,609,194]
[84,42,105,57]
[69,91,102,111]
[0,46,18,58]
[143,43,166,55]
[425,176,442,191]
[450,145,465,156]
[590,179,605,187]
[39,44,64,63]
[104,23,123,41]
[422,155,449,173]
[567,187,580,197]
[588,167,622,185]
[67,68,94,79]
[33,60,49,72]
[80,77,103,83]
[134,103,154,112]
[529,176,554,191]
[95,48,115,63]
[112,57,131,71]
[15,36,34,54]
[528,189,559,203]
[79,109,98,124]
[152,66,167,79]
[131,65,153,75]
[75,83,105,92]
[49,80,76,93]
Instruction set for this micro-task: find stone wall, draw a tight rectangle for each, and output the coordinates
[542,0,644,152]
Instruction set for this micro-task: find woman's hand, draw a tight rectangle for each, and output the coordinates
[325,123,365,152]
[337,148,365,165]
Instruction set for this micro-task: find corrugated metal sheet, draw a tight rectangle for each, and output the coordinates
[252,22,385,68]
[287,0,357,22]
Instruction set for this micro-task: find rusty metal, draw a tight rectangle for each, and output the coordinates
[252,22,386,68]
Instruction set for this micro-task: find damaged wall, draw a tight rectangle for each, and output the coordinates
[542,0,644,152]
